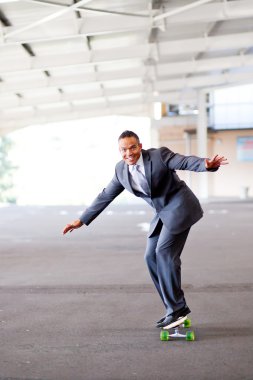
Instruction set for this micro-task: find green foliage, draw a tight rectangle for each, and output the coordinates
[0,136,17,203]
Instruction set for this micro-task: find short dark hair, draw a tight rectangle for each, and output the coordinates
[118,130,140,143]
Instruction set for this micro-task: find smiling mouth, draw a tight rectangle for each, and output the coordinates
[126,158,136,165]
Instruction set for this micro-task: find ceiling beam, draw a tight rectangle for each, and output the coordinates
[157,54,253,77]
[4,0,93,40]
[0,84,147,108]
[158,31,253,57]
[1,53,253,95]
[156,70,253,92]
[2,14,150,44]
[0,89,198,114]
[25,0,150,18]
[0,97,147,120]
[154,0,253,25]
[154,0,213,22]
[2,69,253,120]
[0,102,151,130]
[0,67,147,93]
[1,1,253,45]
[0,44,152,74]
[1,31,253,75]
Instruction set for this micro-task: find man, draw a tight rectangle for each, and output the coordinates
[63,130,228,329]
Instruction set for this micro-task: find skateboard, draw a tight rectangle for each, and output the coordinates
[160,318,195,341]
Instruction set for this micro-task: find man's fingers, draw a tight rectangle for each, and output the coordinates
[213,154,223,162]
[215,156,228,165]
[62,220,83,235]
[210,155,228,165]
[63,224,74,235]
[206,154,229,169]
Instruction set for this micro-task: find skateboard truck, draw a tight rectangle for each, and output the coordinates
[160,318,195,341]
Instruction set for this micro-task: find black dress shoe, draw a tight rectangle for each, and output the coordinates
[156,306,191,325]
[176,305,191,317]
[156,306,191,329]
[156,315,166,324]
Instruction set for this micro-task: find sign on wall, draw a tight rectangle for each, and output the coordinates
[237,137,253,161]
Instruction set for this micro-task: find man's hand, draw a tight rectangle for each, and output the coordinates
[205,154,229,169]
[62,219,83,235]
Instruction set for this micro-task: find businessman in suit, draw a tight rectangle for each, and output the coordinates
[63,130,228,329]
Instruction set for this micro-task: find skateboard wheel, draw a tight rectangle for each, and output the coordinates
[160,330,170,341]
[186,331,195,341]
[183,318,191,328]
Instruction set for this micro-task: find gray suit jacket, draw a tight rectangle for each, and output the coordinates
[80,147,216,236]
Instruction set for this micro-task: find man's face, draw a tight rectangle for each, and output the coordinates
[118,137,142,165]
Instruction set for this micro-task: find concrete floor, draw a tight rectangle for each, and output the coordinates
[0,201,253,380]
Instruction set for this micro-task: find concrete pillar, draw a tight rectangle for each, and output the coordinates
[197,90,209,199]
[150,119,160,147]
[184,131,192,188]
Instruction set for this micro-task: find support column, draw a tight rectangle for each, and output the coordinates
[184,131,192,188]
[150,119,160,147]
[197,90,209,199]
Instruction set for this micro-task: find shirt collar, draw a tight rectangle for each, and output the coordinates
[129,153,144,172]
[136,153,144,167]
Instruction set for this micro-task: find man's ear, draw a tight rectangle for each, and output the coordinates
[139,143,143,149]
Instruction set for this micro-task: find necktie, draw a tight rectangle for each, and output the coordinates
[132,164,149,195]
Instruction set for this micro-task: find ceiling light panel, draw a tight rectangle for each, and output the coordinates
[103,77,142,89]
[30,37,90,55]
[20,87,60,99]
[61,82,102,93]
[89,31,147,50]
[48,65,96,78]
[1,70,46,83]
[96,59,142,72]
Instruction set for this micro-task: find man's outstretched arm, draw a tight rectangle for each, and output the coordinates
[160,147,228,172]
[62,171,124,235]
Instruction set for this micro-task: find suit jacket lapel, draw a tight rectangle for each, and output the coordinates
[142,149,152,195]
[123,162,135,194]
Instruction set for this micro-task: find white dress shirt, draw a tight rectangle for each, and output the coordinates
[128,154,148,194]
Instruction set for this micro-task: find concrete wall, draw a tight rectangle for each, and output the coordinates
[156,116,253,199]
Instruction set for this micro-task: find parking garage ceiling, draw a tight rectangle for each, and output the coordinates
[0,0,253,134]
